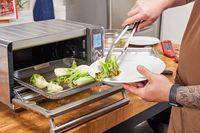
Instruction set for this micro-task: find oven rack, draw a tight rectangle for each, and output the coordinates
[12,84,129,133]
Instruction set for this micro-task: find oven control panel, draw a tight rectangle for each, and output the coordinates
[88,27,104,63]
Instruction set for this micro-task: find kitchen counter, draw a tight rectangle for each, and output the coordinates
[0,44,179,133]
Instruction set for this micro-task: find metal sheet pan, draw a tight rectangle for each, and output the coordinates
[104,47,160,58]
[14,58,97,100]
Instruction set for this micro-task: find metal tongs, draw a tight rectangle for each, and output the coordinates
[105,22,140,61]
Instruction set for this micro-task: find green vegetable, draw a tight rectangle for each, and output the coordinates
[54,76,65,84]
[54,68,70,77]
[30,74,48,89]
[106,55,120,76]
[30,74,63,93]
[68,76,95,88]
[54,59,77,77]
[71,59,77,69]
[47,81,63,93]
[64,65,89,82]
[64,65,94,87]
[30,60,93,90]
[95,55,120,81]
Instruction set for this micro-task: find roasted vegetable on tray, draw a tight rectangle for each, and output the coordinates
[47,81,64,93]
[54,59,77,77]
[30,74,49,89]
[63,65,95,88]
[30,60,94,93]
[95,55,121,81]
[30,74,64,92]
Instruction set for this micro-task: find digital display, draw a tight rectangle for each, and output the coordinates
[165,42,172,50]
[93,33,102,48]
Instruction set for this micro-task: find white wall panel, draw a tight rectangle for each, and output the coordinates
[160,2,194,44]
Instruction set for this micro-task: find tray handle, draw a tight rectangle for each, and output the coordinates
[34,63,50,70]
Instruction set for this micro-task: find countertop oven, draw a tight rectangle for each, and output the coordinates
[0,19,129,133]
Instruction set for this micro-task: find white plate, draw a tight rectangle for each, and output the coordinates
[129,36,160,46]
[88,54,165,83]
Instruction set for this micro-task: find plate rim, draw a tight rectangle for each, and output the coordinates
[129,36,160,46]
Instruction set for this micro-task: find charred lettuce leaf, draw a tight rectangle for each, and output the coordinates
[30,74,48,89]
[95,55,120,81]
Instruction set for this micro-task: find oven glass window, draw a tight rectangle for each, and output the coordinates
[93,33,102,48]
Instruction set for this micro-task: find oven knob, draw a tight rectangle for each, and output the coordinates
[96,50,103,58]
[95,51,99,59]
[91,50,99,61]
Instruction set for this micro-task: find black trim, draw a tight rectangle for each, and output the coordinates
[7,43,15,99]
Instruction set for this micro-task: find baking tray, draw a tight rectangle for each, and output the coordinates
[14,58,97,100]
[104,47,160,58]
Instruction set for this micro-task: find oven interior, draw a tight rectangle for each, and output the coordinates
[13,36,86,71]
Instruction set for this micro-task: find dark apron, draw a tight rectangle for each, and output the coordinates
[168,1,200,132]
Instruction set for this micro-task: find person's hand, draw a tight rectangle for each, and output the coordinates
[122,0,169,31]
[122,65,173,102]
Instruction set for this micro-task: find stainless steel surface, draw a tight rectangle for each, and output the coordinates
[51,98,129,133]
[66,0,108,28]
[12,84,129,133]
[13,86,42,103]
[107,0,112,29]
[66,0,161,38]
[0,19,92,50]
[14,58,97,99]
[104,47,160,58]
[106,26,130,61]
[0,44,12,107]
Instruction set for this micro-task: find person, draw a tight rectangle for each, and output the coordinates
[122,0,200,133]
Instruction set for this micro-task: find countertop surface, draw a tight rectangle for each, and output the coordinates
[0,44,179,133]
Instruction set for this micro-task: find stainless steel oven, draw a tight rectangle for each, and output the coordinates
[0,19,129,133]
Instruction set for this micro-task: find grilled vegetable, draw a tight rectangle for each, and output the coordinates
[68,76,95,88]
[64,65,90,82]
[71,59,77,69]
[106,55,120,76]
[54,76,65,85]
[54,68,70,77]
[54,59,77,77]
[47,81,63,93]
[30,74,48,89]
[30,60,93,90]
[64,65,94,87]
[95,55,120,81]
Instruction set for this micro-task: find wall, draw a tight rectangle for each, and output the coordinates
[0,0,66,26]
[160,2,194,44]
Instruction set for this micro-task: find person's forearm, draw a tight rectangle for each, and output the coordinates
[176,85,200,109]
